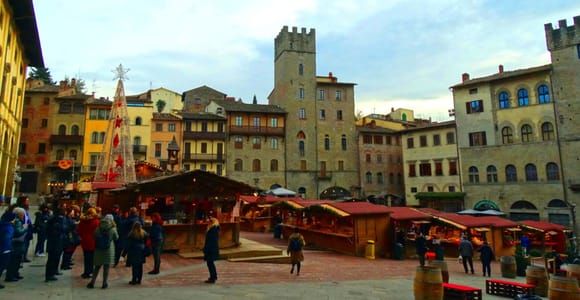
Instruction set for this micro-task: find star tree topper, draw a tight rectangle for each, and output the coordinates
[112,64,130,81]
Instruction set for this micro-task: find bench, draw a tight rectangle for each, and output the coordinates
[442,283,482,300]
[486,279,535,298]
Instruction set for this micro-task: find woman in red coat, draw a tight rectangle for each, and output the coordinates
[78,208,100,279]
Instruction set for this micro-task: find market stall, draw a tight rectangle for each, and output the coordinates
[107,170,254,252]
[239,195,299,232]
[281,202,392,257]
[384,207,432,258]
[518,220,568,253]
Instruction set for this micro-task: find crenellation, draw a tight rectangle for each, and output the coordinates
[274,25,316,60]
[545,15,580,50]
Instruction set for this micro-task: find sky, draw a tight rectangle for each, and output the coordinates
[33,1,580,121]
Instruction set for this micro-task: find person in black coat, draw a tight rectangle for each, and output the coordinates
[478,241,494,277]
[148,213,164,275]
[124,222,148,285]
[45,208,66,282]
[33,205,50,257]
[121,207,143,267]
[415,232,427,267]
[203,218,220,283]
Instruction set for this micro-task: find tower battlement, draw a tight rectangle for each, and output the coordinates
[274,26,316,60]
[545,16,580,51]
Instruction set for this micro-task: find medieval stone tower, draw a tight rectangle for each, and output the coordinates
[269,26,359,199]
[545,16,580,233]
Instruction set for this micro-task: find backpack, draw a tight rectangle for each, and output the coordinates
[289,238,302,252]
[95,229,111,250]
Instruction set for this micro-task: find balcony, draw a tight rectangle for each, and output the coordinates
[318,172,332,180]
[132,145,148,154]
[229,126,284,137]
[183,131,226,140]
[183,153,224,162]
[49,134,83,145]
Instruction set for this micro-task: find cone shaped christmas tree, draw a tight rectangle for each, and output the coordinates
[94,64,137,185]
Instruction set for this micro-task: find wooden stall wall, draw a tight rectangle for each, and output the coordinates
[354,215,390,257]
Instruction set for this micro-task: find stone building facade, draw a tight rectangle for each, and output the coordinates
[179,111,226,175]
[182,85,226,113]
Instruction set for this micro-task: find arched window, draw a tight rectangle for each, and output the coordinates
[377,172,384,184]
[324,135,330,150]
[234,159,243,171]
[56,149,65,160]
[521,124,533,142]
[270,159,278,172]
[341,134,347,151]
[298,187,306,196]
[397,173,402,185]
[298,141,305,156]
[510,200,540,221]
[402,113,407,121]
[71,125,79,135]
[541,122,554,141]
[133,136,141,145]
[525,163,538,181]
[58,124,66,135]
[517,88,529,106]
[547,199,567,208]
[538,85,550,104]
[91,132,99,144]
[511,201,537,210]
[546,162,560,181]
[365,171,372,184]
[486,165,498,183]
[501,127,513,144]
[506,165,518,182]
[135,117,142,126]
[498,91,510,109]
[252,159,261,172]
[69,150,77,160]
[468,166,479,183]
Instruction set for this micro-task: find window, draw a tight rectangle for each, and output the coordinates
[435,161,443,176]
[517,88,529,106]
[420,135,427,147]
[498,91,510,109]
[252,159,261,172]
[252,117,260,127]
[446,132,455,144]
[521,125,533,142]
[298,63,303,75]
[59,102,72,113]
[449,161,457,175]
[433,134,440,146]
[201,143,207,153]
[270,117,278,127]
[506,165,518,182]
[337,110,343,121]
[386,136,392,145]
[319,109,326,120]
[466,100,484,113]
[185,121,192,132]
[22,118,28,128]
[324,135,330,150]
[218,122,224,132]
[374,135,383,144]
[155,123,163,132]
[486,165,498,183]
[365,172,372,184]
[363,135,372,144]
[408,163,416,177]
[234,159,243,171]
[318,89,325,100]
[538,85,550,104]
[73,103,84,114]
[201,122,208,132]
[71,125,79,135]
[299,87,304,99]
[407,137,414,148]
[449,186,456,192]
[377,154,383,163]
[468,166,479,183]
[365,154,371,163]
[154,143,162,157]
[338,160,344,171]
[419,163,432,176]
[298,108,306,119]
[410,187,417,193]
[56,149,65,160]
[58,125,66,135]
[298,140,305,156]
[168,123,176,132]
[216,164,223,176]
[89,154,99,170]
[270,159,278,171]
[252,137,261,149]
[43,97,50,105]
[271,138,278,150]
[397,173,402,184]
[502,127,513,144]
[377,173,384,184]
[300,160,307,170]
[341,135,347,150]
[541,122,554,141]
[38,143,46,154]
[389,173,394,184]
[90,109,98,120]
[135,117,142,125]
[69,150,77,160]
[234,116,243,126]
[234,136,243,149]
[525,164,538,181]
[133,136,141,145]
[18,143,25,154]
[468,131,487,146]
[91,132,98,144]
[469,88,478,94]
[427,186,434,192]
[335,90,342,101]
[546,162,560,181]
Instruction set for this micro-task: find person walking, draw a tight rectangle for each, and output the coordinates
[415,232,427,267]
[78,208,100,279]
[148,213,163,275]
[459,236,475,274]
[203,217,220,284]
[287,227,305,276]
[45,207,66,282]
[88,215,118,289]
[0,211,16,288]
[33,204,50,257]
[125,222,148,285]
[520,235,530,257]
[6,207,27,282]
[479,241,494,277]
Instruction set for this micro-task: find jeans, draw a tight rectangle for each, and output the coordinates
[114,240,123,266]
[0,252,11,279]
[418,253,426,266]
[45,249,62,279]
[482,262,491,277]
[23,238,31,260]
[462,256,474,274]
[35,233,46,254]
[131,263,143,283]
[152,244,162,272]
[6,248,23,280]
[82,250,94,276]
[206,260,217,280]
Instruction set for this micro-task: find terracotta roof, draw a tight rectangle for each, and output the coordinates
[152,113,181,121]
[384,207,431,221]
[400,120,456,133]
[450,64,552,89]
[26,85,59,93]
[10,0,44,67]
[55,94,91,101]
[290,199,333,208]
[520,220,566,232]
[182,85,226,96]
[326,202,392,216]
[212,99,286,114]
[239,195,300,205]
[180,112,226,120]
[86,98,112,106]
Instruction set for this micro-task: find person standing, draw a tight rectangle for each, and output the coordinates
[203,217,220,284]
[415,232,427,267]
[88,214,118,289]
[61,207,80,270]
[287,227,305,275]
[121,207,143,267]
[6,207,27,282]
[45,208,66,282]
[479,241,494,277]
[0,211,16,288]
[33,204,50,257]
[459,236,475,274]
[16,197,33,263]
[125,222,148,285]
[78,208,100,279]
[520,235,530,257]
[111,205,123,267]
[148,213,163,275]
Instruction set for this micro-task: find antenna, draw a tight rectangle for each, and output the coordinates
[149,81,152,90]
[92,79,97,95]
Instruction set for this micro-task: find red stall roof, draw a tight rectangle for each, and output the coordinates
[430,212,517,230]
[326,202,392,216]
[291,199,334,208]
[520,220,566,232]
[239,195,299,204]
[384,207,432,221]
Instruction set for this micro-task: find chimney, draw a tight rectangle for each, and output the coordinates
[391,107,395,113]
[462,73,470,82]
[498,65,504,74]
[329,72,333,78]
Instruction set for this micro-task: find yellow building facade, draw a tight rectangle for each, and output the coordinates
[81,98,112,180]
[179,111,226,175]
[149,112,182,171]
[149,87,182,113]
[126,92,154,162]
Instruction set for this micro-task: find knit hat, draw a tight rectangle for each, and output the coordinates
[87,208,97,217]
[103,214,114,223]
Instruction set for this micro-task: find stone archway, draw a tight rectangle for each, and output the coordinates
[320,186,351,200]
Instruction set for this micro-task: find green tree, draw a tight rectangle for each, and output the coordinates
[156,99,167,113]
[28,67,55,85]
[74,78,86,94]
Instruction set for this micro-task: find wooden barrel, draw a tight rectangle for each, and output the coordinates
[428,260,449,283]
[549,275,580,300]
[527,265,549,297]
[500,256,517,278]
[567,264,580,286]
[413,266,443,300]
